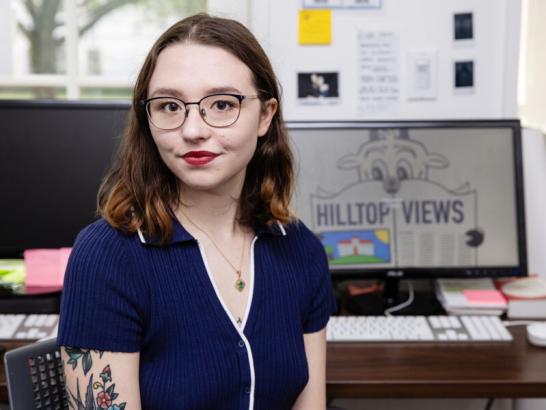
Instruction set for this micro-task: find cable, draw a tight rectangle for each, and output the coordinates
[484,398,494,410]
[384,281,414,316]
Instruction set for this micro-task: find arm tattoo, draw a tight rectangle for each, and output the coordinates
[65,347,104,375]
[64,348,127,410]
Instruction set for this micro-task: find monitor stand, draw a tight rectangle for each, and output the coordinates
[342,277,445,316]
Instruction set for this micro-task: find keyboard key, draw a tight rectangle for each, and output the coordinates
[24,314,38,327]
[449,316,461,328]
[429,316,441,329]
[35,315,47,327]
[45,315,58,327]
[440,316,452,328]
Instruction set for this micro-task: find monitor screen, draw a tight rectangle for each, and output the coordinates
[0,100,130,257]
[288,120,527,279]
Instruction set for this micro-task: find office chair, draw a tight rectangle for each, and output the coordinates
[4,337,68,409]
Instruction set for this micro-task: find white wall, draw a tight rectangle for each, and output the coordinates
[251,0,520,121]
[522,128,546,278]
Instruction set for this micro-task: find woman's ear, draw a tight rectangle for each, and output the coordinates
[257,98,278,137]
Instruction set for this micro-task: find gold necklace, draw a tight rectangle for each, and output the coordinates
[179,209,247,292]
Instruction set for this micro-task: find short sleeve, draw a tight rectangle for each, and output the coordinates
[57,221,145,352]
[302,233,337,334]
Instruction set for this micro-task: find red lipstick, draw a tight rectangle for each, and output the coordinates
[181,151,218,166]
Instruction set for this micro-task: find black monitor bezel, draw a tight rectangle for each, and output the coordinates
[0,99,131,110]
[286,119,527,279]
[0,99,131,258]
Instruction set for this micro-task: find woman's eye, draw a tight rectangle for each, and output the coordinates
[397,167,408,180]
[160,102,181,113]
[212,100,234,111]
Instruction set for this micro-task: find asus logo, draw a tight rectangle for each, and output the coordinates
[386,270,404,277]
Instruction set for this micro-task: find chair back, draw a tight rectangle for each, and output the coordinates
[4,337,68,409]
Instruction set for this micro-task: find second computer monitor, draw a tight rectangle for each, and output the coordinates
[288,120,526,279]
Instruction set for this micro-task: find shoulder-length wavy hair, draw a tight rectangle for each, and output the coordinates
[98,13,294,243]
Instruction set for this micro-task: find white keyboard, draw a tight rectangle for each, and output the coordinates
[0,314,59,340]
[327,315,513,342]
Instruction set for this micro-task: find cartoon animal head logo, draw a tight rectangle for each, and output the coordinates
[337,129,449,194]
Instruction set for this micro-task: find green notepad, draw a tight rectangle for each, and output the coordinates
[0,259,26,287]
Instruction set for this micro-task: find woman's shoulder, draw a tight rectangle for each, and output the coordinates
[70,218,137,259]
[76,218,133,243]
[282,219,317,239]
[280,219,324,253]
[65,218,141,284]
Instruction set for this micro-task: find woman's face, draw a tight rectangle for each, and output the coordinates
[147,42,277,196]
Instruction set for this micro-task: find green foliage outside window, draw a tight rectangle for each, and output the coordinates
[10,0,207,99]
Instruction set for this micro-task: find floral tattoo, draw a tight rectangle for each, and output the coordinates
[64,348,127,410]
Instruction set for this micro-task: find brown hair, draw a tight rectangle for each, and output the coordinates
[98,14,294,243]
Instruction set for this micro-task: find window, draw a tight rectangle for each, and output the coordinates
[0,0,208,100]
[518,0,546,133]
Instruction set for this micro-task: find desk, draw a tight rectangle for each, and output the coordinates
[1,327,546,402]
[326,326,546,399]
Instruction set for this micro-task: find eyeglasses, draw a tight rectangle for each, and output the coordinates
[142,93,260,130]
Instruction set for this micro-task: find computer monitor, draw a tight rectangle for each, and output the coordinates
[0,100,130,258]
[288,120,527,288]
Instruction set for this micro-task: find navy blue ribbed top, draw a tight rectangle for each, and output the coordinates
[57,217,336,410]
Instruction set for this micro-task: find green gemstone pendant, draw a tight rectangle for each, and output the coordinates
[235,278,246,292]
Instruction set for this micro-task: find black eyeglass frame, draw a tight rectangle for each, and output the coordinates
[140,93,261,130]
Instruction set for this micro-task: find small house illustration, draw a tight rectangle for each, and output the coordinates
[337,237,374,257]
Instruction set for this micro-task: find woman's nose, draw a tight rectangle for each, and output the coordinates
[180,104,211,143]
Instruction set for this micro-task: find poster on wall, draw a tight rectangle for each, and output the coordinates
[297,72,340,105]
[454,60,475,94]
[453,12,474,42]
[406,50,438,101]
[357,30,400,115]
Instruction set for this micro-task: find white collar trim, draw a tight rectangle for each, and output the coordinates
[137,228,147,244]
[276,221,287,236]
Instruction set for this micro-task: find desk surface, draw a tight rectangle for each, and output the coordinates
[326,325,546,398]
[1,326,545,401]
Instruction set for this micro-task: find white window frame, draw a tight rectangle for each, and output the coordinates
[0,0,250,99]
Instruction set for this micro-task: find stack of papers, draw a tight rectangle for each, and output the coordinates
[435,278,507,316]
[495,275,546,319]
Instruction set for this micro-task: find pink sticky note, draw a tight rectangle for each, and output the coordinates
[24,248,72,288]
[463,289,507,305]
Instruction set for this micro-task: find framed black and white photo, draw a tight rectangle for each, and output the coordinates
[298,72,340,105]
[454,61,475,92]
[454,12,474,41]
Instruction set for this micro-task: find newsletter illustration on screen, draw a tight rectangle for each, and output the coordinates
[291,127,518,270]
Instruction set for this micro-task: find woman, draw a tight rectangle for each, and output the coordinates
[58,13,336,410]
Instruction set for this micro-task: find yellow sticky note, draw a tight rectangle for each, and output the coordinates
[298,9,332,45]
